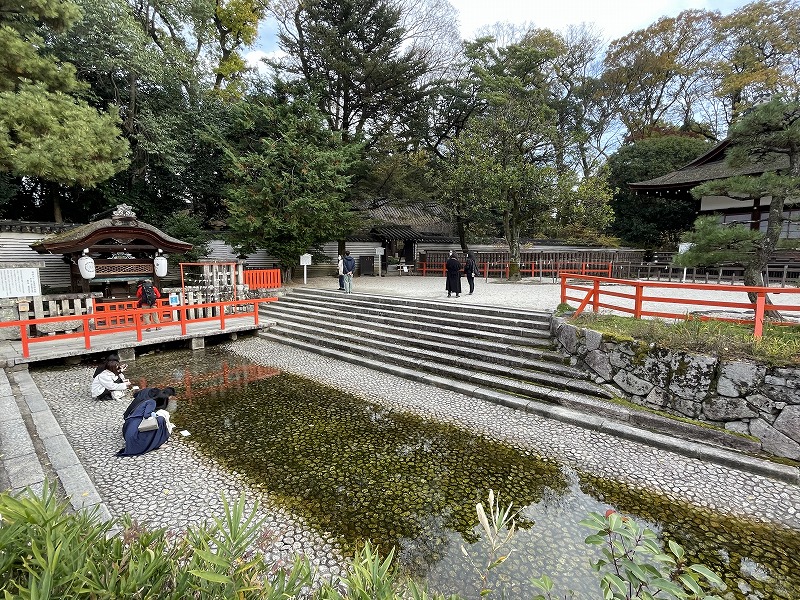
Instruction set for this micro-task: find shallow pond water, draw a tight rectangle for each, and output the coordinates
[129,346,800,599]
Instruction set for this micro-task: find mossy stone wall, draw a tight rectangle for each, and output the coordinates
[551,318,800,461]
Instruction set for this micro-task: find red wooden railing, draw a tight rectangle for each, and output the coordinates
[420,257,611,279]
[0,297,277,358]
[243,269,282,289]
[94,298,173,330]
[559,274,800,338]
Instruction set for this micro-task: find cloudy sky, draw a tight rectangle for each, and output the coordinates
[249,0,754,67]
[448,0,753,42]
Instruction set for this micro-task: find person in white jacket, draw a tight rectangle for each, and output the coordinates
[91,359,131,401]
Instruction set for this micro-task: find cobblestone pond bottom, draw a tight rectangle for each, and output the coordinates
[36,342,800,600]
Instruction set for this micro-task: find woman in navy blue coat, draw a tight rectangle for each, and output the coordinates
[118,398,172,456]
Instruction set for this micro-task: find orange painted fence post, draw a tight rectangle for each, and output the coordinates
[754,292,766,338]
[633,282,643,318]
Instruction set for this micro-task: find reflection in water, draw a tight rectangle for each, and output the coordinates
[128,348,800,600]
[178,372,568,579]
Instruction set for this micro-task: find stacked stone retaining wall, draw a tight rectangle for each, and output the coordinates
[551,317,800,461]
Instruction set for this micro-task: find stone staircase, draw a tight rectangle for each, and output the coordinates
[258,288,620,415]
[256,288,800,484]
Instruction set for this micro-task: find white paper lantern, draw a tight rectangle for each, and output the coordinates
[77,249,96,279]
[154,250,168,277]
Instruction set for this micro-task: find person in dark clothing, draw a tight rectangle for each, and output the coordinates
[464,253,479,295]
[342,251,356,294]
[118,398,172,456]
[122,386,176,421]
[445,251,462,298]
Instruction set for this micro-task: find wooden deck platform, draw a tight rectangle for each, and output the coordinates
[0,316,270,367]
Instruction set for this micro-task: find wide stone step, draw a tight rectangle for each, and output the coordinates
[277,295,552,338]
[263,324,613,401]
[260,302,555,350]
[270,317,585,378]
[287,288,551,326]
[259,329,612,406]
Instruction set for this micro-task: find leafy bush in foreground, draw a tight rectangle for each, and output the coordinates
[0,484,724,599]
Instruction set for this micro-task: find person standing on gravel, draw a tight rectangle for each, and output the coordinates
[464,253,479,295]
[445,250,462,298]
[337,255,345,291]
[342,251,356,294]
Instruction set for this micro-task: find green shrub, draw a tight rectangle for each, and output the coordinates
[0,485,725,600]
[0,482,311,599]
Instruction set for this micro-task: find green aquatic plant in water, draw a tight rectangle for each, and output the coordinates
[176,371,563,564]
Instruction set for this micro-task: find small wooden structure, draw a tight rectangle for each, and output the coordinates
[29,204,192,298]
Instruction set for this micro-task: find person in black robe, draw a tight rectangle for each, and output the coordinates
[118,398,172,456]
[464,252,479,295]
[445,251,462,298]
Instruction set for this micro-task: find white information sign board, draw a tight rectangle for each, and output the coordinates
[299,253,313,284]
[0,268,41,298]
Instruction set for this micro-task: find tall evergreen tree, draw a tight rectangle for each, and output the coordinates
[0,0,129,221]
[272,0,429,147]
[607,135,712,248]
[221,90,362,279]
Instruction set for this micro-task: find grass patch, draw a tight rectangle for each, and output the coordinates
[568,312,800,366]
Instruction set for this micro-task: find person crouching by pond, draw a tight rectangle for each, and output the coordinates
[445,250,462,298]
[118,393,175,456]
[122,386,176,421]
[91,359,132,401]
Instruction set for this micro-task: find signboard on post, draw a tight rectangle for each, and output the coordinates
[300,253,312,284]
[169,293,181,307]
[375,247,384,277]
[0,268,41,298]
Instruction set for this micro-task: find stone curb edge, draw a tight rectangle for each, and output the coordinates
[2,368,113,521]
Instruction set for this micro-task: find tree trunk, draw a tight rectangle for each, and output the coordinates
[52,197,62,223]
[744,194,785,316]
[456,216,467,253]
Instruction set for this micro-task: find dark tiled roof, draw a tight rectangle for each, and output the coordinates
[352,199,451,228]
[629,157,786,189]
[348,226,458,244]
[31,218,192,253]
[629,138,788,190]
[370,225,427,241]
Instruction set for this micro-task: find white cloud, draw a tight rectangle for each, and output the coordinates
[245,49,286,75]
